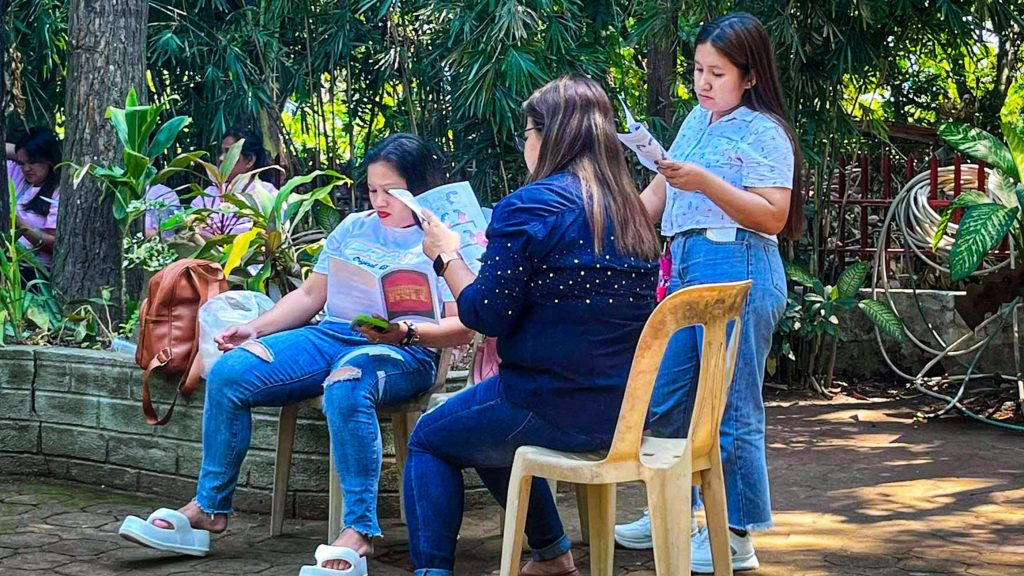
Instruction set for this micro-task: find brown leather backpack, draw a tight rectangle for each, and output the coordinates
[136,259,227,425]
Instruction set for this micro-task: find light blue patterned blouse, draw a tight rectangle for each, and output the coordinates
[661,105,794,240]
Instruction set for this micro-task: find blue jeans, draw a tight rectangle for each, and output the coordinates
[196,320,437,537]
[404,377,609,576]
[647,229,787,531]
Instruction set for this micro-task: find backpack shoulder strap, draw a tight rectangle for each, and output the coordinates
[142,349,178,425]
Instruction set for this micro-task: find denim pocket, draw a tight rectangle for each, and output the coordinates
[677,235,751,288]
[762,243,788,301]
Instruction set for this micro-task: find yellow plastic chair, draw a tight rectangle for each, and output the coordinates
[270,348,453,541]
[497,281,750,576]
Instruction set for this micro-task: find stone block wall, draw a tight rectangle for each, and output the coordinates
[0,346,478,519]
[826,289,1019,381]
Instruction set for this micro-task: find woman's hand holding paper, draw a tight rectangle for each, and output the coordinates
[656,159,712,192]
[420,208,461,260]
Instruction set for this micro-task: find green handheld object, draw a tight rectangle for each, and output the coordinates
[351,313,390,333]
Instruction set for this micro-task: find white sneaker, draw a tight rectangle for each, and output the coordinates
[690,526,759,573]
[614,510,698,550]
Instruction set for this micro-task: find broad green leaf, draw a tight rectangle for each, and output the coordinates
[223,228,259,276]
[285,182,342,224]
[312,200,342,233]
[195,159,221,184]
[858,299,905,341]
[148,116,190,158]
[932,191,991,250]
[783,261,815,287]
[125,87,138,108]
[124,149,150,182]
[1003,121,1024,183]
[218,138,245,181]
[113,195,129,223]
[246,261,274,294]
[167,151,207,170]
[25,305,52,332]
[836,261,869,298]
[989,169,1020,208]
[274,170,344,224]
[159,211,186,231]
[106,108,129,148]
[125,105,160,153]
[938,122,1019,181]
[949,203,1020,281]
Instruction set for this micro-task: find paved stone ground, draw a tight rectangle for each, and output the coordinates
[1,395,1022,575]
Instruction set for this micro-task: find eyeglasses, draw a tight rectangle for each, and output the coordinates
[515,125,544,152]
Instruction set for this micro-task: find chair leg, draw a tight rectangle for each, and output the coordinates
[392,411,419,525]
[575,483,590,544]
[499,479,558,538]
[270,404,299,537]
[498,464,533,576]
[328,442,344,542]
[700,453,733,576]
[646,467,693,576]
[584,484,616,576]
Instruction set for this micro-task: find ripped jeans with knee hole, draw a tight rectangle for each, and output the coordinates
[195,320,437,537]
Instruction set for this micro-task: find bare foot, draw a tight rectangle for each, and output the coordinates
[490,551,577,576]
[150,501,228,533]
[321,528,373,571]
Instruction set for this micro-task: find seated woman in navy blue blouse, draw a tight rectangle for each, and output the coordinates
[405,76,661,576]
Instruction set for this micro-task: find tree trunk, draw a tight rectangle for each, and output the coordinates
[0,0,8,237]
[645,1,679,127]
[53,0,147,322]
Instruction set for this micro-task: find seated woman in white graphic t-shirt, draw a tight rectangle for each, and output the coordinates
[117,134,474,574]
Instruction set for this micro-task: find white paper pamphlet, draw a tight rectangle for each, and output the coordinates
[388,181,489,273]
[616,96,668,172]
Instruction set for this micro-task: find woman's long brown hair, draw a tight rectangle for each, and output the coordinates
[697,12,805,239]
[522,76,661,261]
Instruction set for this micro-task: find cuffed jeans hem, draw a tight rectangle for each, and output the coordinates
[531,533,571,562]
[413,569,453,576]
[193,496,232,515]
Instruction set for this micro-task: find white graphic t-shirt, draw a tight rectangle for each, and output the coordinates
[313,211,454,324]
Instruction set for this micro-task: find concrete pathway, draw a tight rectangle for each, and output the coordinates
[1,396,1021,575]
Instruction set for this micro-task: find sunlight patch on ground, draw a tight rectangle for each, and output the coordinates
[828,476,1001,516]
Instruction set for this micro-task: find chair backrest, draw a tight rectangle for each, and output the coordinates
[433,347,455,391]
[604,281,750,464]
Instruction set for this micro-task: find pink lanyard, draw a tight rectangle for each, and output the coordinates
[656,238,672,302]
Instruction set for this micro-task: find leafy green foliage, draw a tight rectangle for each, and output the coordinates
[857,300,905,341]
[932,190,991,250]
[188,161,349,295]
[935,79,1024,281]
[947,203,1020,281]
[938,122,1019,181]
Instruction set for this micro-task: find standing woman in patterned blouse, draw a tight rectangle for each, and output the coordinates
[407,75,660,576]
[614,12,801,573]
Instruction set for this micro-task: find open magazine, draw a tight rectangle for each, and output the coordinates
[328,256,441,323]
[616,96,668,172]
[387,181,489,273]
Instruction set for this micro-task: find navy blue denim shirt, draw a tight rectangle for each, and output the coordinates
[457,172,658,438]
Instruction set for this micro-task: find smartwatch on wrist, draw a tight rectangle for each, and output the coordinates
[433,251,463,276]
